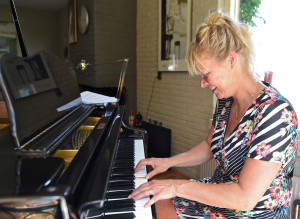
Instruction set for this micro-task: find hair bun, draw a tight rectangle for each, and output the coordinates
[207,12,227,26]
[187,11,255,79]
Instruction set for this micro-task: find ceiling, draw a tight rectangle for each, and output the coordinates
[0,0,68,11]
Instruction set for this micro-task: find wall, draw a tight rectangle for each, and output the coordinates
[137,0,221,178]
[0,5,63,58]
[71,0,137,117]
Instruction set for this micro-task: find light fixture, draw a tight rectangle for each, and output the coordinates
[75,58,129,100]
[76,58,129,71]
[76,59,91,71]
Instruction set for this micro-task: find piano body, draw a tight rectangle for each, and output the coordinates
[0,50,155,219]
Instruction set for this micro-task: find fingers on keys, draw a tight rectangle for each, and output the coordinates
[146,169,158,179]
[145,195,159,208]
[135,159,149,173]
[128,184,152,200]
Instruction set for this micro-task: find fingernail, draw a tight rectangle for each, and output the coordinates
[128,195,131,198]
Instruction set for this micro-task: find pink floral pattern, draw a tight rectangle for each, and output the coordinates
[173,82,298,218]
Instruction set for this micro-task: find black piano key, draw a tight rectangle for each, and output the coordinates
[105,207,135,213]
[113,160,134,165]
[106,199,135,207]
[110,170,132,175]
[107,190,133,199]
[112,169,134,173]
[114,158,134,161]
[109,181,134,187]
[103,213,135,219]
[109,177,134,182]
[106,202,135,208]
[112,164,134,169]
[110,175,135,181]
[113,159,134,164]
[112,163,133,168]
[106,200,135,211]
[112,164,134,168]
[117,150,134,154]
[112,168,134,173]
[110,175,134,180]
[111,171,134,176]
[108,185,134,191]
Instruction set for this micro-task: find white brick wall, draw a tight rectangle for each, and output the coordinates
[71,0,137,117]
[137,0,218,179]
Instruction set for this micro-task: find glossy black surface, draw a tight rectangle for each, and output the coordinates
[0,104,141,218]
[57,106,117,199]
[76,105,124,213]
[0,154,64,196]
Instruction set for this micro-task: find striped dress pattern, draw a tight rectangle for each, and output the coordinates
[173,83,298,218]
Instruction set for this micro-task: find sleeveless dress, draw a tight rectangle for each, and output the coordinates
[173,82,298,218]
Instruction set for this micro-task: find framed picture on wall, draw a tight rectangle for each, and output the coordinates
[0,22,17,55]
[68,0,77,44]
[158,0,192,72]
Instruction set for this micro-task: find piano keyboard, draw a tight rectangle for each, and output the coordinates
[85,139,153,219]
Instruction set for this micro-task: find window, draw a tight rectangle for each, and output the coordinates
[251,0,300,117]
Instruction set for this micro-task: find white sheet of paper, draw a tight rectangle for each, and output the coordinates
[80,91,117,104]
[56,91,117,112]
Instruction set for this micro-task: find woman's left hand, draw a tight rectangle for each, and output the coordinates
[128,179,186,207]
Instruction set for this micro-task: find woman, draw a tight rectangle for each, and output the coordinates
[129,12,298,218]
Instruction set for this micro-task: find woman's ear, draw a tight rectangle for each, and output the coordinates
[228,51,237,69]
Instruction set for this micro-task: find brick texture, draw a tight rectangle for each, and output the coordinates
[70,0,137,117]
[137,0,218,178]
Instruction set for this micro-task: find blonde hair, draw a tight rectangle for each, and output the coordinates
[187,12,256,78]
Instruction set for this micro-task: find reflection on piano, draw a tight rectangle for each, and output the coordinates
[0,1,157,218]
[0,49,156,218]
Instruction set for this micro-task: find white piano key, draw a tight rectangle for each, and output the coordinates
[134,206,153,219]
[135,178,148,188]
[134,139,147,178]
[135,196,150,207]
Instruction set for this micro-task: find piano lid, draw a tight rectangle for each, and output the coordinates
[0,50,81,149]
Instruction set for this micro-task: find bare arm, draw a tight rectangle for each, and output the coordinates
[135,125,215,179]
[167,125,214,168]
[130,158,281,211]
[173,158,281,210]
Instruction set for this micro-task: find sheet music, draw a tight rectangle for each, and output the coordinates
[80,91,117,104]
[57,91,117,112]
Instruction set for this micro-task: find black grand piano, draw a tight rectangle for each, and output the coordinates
[0,1,154,219]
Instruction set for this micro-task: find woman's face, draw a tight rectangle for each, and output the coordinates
[197,52,236,99]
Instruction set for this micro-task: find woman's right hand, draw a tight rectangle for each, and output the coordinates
[135,158,171,179]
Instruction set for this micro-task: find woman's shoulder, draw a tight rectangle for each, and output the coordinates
[258,82,295,111]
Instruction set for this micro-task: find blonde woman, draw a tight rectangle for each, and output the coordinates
[129,12,298,218]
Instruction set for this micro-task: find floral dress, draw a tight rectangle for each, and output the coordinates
[173,82,298,218]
